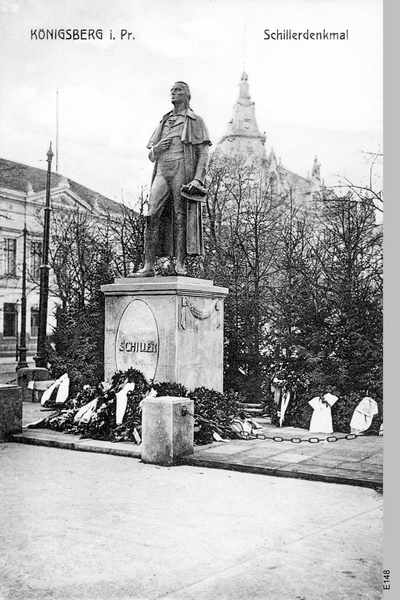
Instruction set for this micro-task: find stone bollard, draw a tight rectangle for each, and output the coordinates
[17,368,49,402]
[141,396,194,466]
[0,384,22,441]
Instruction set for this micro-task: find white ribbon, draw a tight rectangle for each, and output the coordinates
[73,398,98,424]
[279,391,291,427]
[41,373,69,406]
[116,382,136,425]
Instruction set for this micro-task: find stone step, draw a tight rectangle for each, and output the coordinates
[252,416,272,425]
[239,407,264,415]
[238,402,264,408]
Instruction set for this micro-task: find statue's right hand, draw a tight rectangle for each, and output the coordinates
[153,138,171,155]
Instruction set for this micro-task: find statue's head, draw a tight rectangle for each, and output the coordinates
[171,81,191,108]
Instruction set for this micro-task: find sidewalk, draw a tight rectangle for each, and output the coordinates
[14,402,383,489]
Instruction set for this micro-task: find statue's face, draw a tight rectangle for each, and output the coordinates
[170,83,189,105]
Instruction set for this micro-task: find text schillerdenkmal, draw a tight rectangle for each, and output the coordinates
[264,29,349,41]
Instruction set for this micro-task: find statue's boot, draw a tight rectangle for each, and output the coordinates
[129,222,156,277]
[130,265,155,278]
[175,263,187,276]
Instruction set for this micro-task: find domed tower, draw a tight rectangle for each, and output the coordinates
[218,72,266,159]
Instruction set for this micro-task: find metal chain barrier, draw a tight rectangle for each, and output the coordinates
[236,431,360,443]
[180,406,361,443]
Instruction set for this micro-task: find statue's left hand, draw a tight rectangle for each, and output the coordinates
[186,180,202,193]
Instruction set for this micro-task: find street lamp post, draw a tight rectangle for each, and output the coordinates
[16,218,28,369]
[14,300,20,362]
[34,143,54,369]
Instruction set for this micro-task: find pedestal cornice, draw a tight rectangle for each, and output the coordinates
[101,276,229,298]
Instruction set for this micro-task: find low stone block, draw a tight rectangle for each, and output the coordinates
[0,384,22,441]
[141,396,194,465]
[17,368,49,402]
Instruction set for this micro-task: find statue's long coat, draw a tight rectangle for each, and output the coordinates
[147,108,211,257]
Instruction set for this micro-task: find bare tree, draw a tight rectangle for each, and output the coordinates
[204,153,284,398]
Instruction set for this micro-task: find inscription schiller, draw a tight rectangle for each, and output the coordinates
[115,299,159,380]
[118,341,158,353]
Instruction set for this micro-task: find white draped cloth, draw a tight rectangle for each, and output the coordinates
[271,380,282,405]
[271,378,291,427]
[73,399,98,425]
[350,396,378,434]
[279,391,291,427]
[308,393,338,434]
[115,382,136,425]
[41,373,70,406]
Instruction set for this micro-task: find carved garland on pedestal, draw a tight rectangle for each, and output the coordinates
[180,297,221,330]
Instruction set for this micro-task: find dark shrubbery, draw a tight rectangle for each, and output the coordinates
[48,305,105,398]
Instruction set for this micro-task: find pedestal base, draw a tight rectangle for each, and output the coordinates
[101,276,228,392]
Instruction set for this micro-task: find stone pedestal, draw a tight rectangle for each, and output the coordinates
[141,396,194,465]
[17,367,49,402]
[0,384,22,441]
[101,276,229,392]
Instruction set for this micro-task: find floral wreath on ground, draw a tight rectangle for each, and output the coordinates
[28,368,259,445]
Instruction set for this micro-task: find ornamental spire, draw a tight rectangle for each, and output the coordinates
[238,71,251,102]
[217,72,266,159]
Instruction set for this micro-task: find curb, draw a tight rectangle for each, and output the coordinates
[180,455,383,490]
[11,431,141,459]
[11,429,382,490]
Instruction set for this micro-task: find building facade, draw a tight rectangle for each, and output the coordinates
[0,158,122,383]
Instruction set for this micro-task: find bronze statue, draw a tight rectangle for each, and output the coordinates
[131,81,211,277]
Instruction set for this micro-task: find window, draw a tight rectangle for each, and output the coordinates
[3,238,17,277]
[3,303,17,337]
[30,241,42,280]
[30,307,40,338]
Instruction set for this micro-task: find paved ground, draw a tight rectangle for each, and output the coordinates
[15,403,383,490]
[0,440,383,600]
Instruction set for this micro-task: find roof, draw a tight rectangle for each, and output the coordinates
[277,165,310,188]
[0,157,122,214]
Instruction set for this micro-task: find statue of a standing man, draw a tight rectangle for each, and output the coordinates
[131,81,211,277]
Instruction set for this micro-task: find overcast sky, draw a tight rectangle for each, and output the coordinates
[0,0,383,205]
